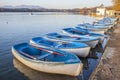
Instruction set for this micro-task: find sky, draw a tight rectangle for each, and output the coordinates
[0,0,113,9]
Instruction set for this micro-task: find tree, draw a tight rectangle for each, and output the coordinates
[113,0,120,11]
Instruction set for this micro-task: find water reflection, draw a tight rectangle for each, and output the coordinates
[81,58,89,70]
[78,46,103,80]
[13,58,77,80]
[80,49,100,70]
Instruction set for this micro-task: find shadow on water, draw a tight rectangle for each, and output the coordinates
[77,35,110,80]
[77,51,102,80]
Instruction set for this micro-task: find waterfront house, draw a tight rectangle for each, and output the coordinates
[96,4,106,16]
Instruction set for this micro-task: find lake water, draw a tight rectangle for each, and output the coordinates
[0,12,102,80]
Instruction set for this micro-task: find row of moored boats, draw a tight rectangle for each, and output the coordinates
[12,17,118,76]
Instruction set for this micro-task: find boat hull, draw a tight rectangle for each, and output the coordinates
[85,40,99,48]
[98,36,105,43]
[90,30,105,34]
[60,47,90,57]
[12,48,83,76]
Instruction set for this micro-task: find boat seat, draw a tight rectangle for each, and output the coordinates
[37,53,52,60]
[19,50,37,60]
[55,44,62,48]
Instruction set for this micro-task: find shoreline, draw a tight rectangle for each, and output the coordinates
[90,19,120,80]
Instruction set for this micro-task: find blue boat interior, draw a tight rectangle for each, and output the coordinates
[82,23,110,29]
[63,28,103,37]
[78,23,107,29]
[64,28,98,36]
[63,28,89,35]
[46,32,98,42]
[46,33,81,39]
[95,22,111,26]
[75,28,104,36]
[32,37,88,48]
[78,23,110,29]
[98,18,113,24]
[46,33,69,39]
[13,43,80,64]
[76,27,89,32]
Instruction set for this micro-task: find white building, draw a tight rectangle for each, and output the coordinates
[106,10,115,17]
[96,4,106,16]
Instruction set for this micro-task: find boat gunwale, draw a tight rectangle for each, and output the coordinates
[30,38,89,49]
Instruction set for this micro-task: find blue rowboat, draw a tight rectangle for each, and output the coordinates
[76,25,105,34]
[62,27,104,37]
[94,17,117,28]
[12,43,83,76]
[94,22,113,29]
[95,17,117,25]
[78,23,109,30]
[46,33,99,48]
[75,27,105,43]
[62,28,104,37]
[30,37,90,57]
[77,23,108,34]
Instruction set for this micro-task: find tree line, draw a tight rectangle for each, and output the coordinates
[113,0,120,11]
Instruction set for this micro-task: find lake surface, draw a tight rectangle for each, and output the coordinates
[0,12,102,80]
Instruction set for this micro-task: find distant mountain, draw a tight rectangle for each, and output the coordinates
[0,5,44,9]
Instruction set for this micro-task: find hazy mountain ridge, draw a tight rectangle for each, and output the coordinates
[0,5,44,9]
